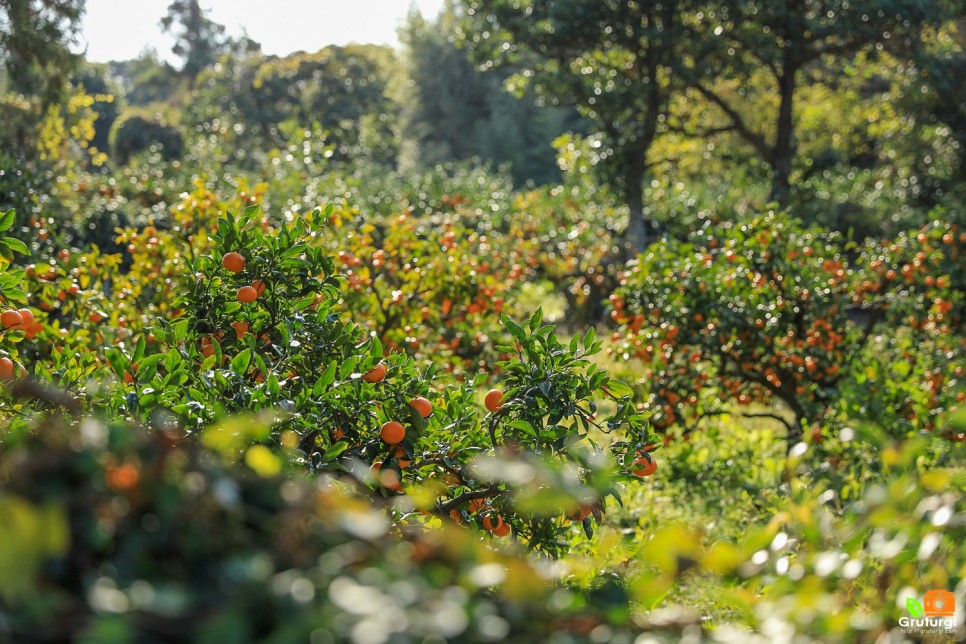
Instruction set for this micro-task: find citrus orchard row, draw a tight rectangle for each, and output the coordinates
[0,203,657,556]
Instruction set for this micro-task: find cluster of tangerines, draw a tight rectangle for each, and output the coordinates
[0,307,36,379]
[608,215,870,430]
[857,222,963,332]
[222,252,267,303]
[329,214,533,367]
[356,359,520,537]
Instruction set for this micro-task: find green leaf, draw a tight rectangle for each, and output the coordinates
[314,362,336,395]
[0,210,15,232]
[529,307,543,330]
[322,441,349,461]
[507,420,536,438]
[340,356,358,380]
[105,349,127,377]
[604,379,633,397]
[136,354,165,381]
[370,335,383,358]
[948,406,966,433]
[1,237,29,256]
[132,335,147,364]
[503,315,526,342]
[231,349,253,375]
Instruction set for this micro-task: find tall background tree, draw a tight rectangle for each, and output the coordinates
[160,0,239,79]
[0,0,85,103]
[688,0,946,205]
[400,1,581,185]
[460,0,702,254]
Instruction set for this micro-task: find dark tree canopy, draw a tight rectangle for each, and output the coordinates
[0,0,85,103]
[460,0,703,253]
[401,2,582,184]
[160,0,231,79]
[689,0,949,204]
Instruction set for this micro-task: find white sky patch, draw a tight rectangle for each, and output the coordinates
[81,0,446,63]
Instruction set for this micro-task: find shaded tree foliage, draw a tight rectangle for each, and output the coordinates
[401,2,583,185]
[188,44,398,165]
[73,62,121,155]
[689,0,947,204]
[0,0,84,103]
[160,0,228,79]
[460,0,702,253]
[109,52,182,106]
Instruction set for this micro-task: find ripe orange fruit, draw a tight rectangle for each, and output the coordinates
[362,362,387,383]
[237,285,258,303]
[369,462,401,490]
[409,396,433,418]
[482,514,504,532]
[0,357,14,380]
[231,320,250,339]
[393,446,412,468]
[631,455,658,477]
[484,389,504,413]
[1,310,23,329]
[251,279,266,296]
[88,311,106,323]
[492,522,511,537]
[380,420,406,444]
[16,309,34,328]
[201,338,218,358]
[222,252,246,273]
[568,503,593,521]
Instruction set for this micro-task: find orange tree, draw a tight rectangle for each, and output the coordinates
[326,208,537,371]
[90,206,653,555]
[0,414,649,642]
[611,210,964,444]
[842,215,965,438]
[500,187,624,326]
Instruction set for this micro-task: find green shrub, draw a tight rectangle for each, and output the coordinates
[109,107,183,165]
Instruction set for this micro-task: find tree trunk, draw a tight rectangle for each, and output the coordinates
[623,145,648,259]
[770,62,797,206]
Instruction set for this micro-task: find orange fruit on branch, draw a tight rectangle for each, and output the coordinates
[362,363,387,383]
[393,446,412,468]
[369,461,401,490]
[1,310,23,329]
[221,252,246,273]
[482,513,504,532]
[409,396,433,418]
[251,279,267,297]
[236,285,258,303]
[484,389,504,413]
[231,320,250,339]
[380,420,406,445]
[0,357,14,380]
[631,455,658,477]
[16,309,34,328]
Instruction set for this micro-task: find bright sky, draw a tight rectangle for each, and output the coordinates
[81,0,446,63]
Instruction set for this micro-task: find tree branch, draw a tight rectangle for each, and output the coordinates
[693,82,774,162]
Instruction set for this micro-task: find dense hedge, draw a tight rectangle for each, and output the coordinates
[109,108,184,165]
